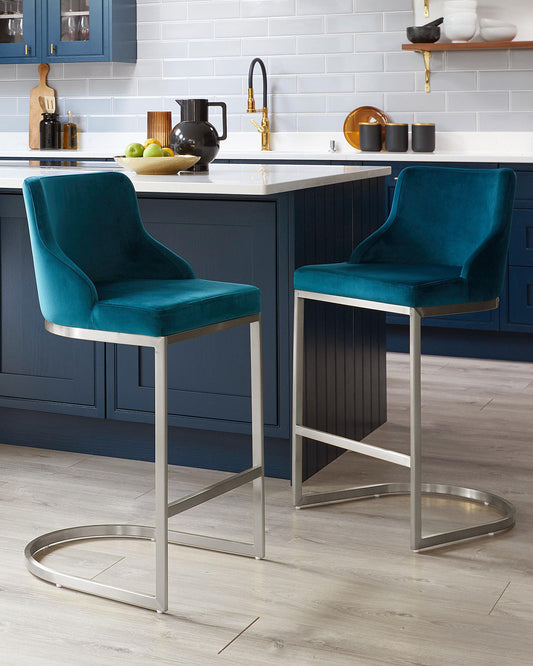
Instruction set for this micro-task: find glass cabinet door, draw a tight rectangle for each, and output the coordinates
[0,0,37,60]
[48,0,103,59]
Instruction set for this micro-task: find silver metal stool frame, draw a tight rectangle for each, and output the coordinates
[292,290,515,551]
[25,314,265,613]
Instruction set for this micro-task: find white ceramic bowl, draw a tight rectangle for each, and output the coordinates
[480,24,517,41]
[114,155,200,175]
[479,18,510,27]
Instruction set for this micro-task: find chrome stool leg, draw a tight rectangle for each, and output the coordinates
[292,291,516,551]
[25,316,265,611]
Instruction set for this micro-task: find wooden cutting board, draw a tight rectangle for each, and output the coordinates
[29,63,56,150]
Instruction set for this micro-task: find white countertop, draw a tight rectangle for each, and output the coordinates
[1,132,533,164]
[0,162,391,196]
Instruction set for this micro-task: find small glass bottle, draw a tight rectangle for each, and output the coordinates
[62,111,78,150]
[39,112,61,149]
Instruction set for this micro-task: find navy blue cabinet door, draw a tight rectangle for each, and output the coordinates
[0,0,39,63]
[107,196,281,436]
[0,194,105,416]
[47,0,104,59]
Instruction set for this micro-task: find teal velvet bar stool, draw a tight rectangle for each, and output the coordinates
[22,171,265,612]
[292,166,517,551]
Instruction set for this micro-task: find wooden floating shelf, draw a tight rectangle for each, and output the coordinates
[402,41,533,92]
[402,41,533,52]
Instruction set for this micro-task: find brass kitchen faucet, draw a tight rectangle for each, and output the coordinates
[247,57,270,151]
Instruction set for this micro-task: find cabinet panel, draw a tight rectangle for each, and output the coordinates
[0,193,105,416]
[513,168,533,206]
[502,266,533,330]
[0,0,39,63]
[107,196,280,434]
[47,0,104,59]
[509,208,533,266]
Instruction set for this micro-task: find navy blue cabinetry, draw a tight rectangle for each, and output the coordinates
[0,0,135,64]
[0,193,105,416]
[500,165,533,332]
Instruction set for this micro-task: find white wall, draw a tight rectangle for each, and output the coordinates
[1,0,533,134]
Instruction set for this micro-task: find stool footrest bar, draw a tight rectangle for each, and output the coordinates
[295,425,411,468]
[296,483,515,550]
[25,522,259,611]
[168,466,262,518]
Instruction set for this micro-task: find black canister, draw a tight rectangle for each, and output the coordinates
[39,113,61,149]
[385,123,408,152]
[359,122,382,152]
[412,123,435,152]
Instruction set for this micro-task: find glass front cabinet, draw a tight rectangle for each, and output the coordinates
[0,0,136,63]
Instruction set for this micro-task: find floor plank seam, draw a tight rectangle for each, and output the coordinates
[217,616,260,654]
[90,556,126,581]
[488,580,511,615]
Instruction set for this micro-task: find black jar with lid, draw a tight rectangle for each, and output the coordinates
[39,113,61,149]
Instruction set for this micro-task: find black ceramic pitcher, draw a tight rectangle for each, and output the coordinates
[170,99,227,173]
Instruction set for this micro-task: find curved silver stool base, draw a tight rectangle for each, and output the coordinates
[296,483,516,551]
[25,523,259,611]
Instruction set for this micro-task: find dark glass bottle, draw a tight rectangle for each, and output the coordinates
[39,113,61,149]
[62,111,78,150]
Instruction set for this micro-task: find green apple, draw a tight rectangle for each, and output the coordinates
[143,143,164,157]
[124,142,144,158]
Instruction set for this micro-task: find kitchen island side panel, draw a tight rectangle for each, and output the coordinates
[294,178,387,481]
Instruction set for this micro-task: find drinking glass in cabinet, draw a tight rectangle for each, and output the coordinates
[0,0,23,43]
[61,0,89,42]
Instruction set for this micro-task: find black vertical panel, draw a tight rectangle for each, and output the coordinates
[294,177,387,481]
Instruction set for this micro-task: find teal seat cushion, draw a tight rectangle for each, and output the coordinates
[294,166,516,310]
[22,171,261,336]
[93,279,260,336]
[294,262,465,308]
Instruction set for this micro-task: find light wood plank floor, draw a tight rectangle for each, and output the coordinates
[1,352,533,665]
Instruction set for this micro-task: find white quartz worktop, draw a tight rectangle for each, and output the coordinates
[1,132,532,164]
[0,162,390,196]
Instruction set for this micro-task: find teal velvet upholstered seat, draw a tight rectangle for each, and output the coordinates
[295,166,516,308]
[23,171,260,335]
[22,171,265,613]
[292,166,517,552]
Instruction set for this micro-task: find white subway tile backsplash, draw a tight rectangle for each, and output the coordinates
[216,19,268,38]
[328,53,383,73]
[298,74,354,94]
[479,71,533,91]
[1,1,532,133]
[269,17,323,36]
[188,1,239,20]
[479,113,533,132]
[416,71,477,93]
[357,72,414,93]
[298,34,353,55]
[326,13,382,34]
[447,92,509,113]
[241,0,295,19]
[385,92,446,112]
[297,0,353,15]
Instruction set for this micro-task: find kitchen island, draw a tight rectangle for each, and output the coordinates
[0,161,390,479]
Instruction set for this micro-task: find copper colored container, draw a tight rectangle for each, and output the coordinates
[146,111,172,148]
